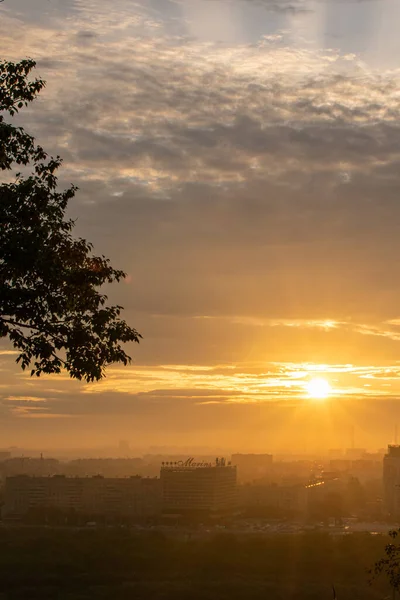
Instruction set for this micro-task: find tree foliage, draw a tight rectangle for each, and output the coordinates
[369,528,400,596]
[0,59,141,382]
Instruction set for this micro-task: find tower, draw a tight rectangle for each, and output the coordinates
[383,445,400,517]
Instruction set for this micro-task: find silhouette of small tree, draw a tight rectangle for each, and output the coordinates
[369,529,400,599]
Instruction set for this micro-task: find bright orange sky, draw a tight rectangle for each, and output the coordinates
[1,0,400,451]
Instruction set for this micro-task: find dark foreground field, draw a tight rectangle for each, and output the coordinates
[0,528,392,599]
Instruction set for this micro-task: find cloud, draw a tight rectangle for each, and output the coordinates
[3,361,397,418]
[176,0,312,14]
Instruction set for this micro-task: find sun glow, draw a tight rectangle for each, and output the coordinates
[306,377,332,400]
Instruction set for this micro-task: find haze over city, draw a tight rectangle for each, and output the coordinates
[2,0,400,452]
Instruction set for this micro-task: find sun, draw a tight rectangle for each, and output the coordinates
[306,377,332,400]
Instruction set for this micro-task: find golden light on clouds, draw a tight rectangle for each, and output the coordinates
[73,362,399,403]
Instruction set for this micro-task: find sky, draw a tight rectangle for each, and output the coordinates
[1,0,400,453]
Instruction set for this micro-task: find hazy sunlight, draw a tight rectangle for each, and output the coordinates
[306,377,332,400]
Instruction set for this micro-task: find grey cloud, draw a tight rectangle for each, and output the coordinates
[8,16,398,198]
[63,168,400,323]
[1,0,78,24]
[175,0,312,13]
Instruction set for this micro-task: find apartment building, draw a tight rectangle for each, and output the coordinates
[160,457,237,514]
[3,474,162,519]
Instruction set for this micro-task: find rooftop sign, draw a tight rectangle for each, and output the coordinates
[161,457,230,468]
[162,458,212,468]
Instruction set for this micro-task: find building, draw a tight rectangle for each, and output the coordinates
[65,458,144,478]
[160,457,237,515]
[383,445,400,518]
[328,449,343,460]
[3,475,162,519]
[231,453,273,483]
[2,457,60,477]
[238,479,345,518]
[238,482,306,514]
[345,448,366,460]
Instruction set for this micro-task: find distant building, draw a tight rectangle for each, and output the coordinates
[328,449,343,460]
[64,458,145,478]
[2,457,60,477]
[238,478,346,518]
[231,453,273,483]
[304,478,345,518]
[238,482,306,514]
[3,475,161,519]
[160,458,237,515]
[383,445,400,518]
[345,448,366,460]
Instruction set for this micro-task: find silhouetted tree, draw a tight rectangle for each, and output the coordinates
[369,528,400,599]
[0,59,141,381]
